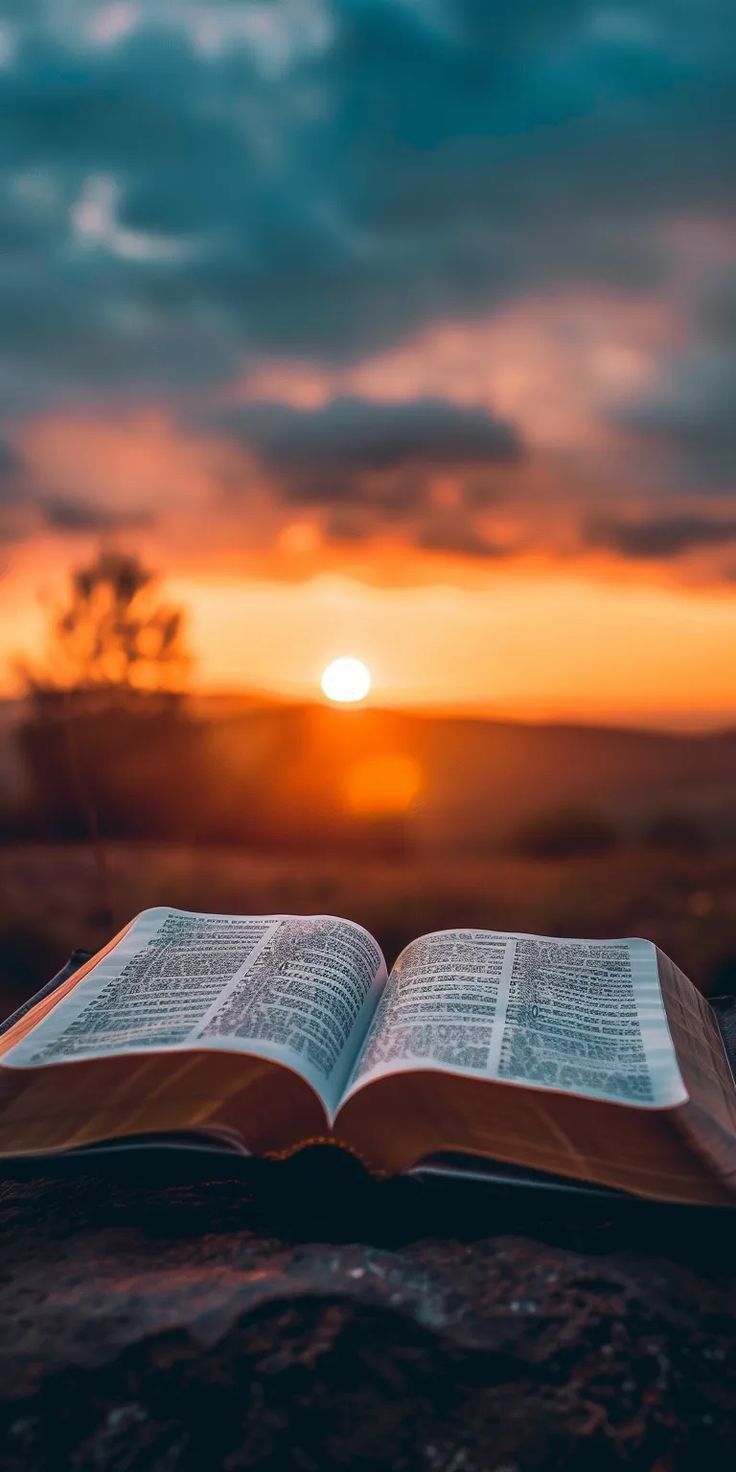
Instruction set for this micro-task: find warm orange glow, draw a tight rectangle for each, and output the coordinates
[342,753,423,814]
[0,359,734,731]
[321,657,372,704]
[161,571,736,729]
[1,554,735,728]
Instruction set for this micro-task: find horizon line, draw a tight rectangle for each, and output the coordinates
[1,686,733,739]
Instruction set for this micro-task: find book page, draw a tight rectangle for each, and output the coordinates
[2,908,387,1115]
[342,929,687,1110]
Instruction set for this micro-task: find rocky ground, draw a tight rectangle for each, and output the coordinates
[0,1153,734,1471]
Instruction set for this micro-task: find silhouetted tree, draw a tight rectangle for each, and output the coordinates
[14,553,199,917]
[19,550,190,706]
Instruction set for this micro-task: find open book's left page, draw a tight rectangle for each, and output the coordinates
[2,908,387,1117]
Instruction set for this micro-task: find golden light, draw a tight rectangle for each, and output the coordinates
[320,656,372,704]
[343,753,423,815]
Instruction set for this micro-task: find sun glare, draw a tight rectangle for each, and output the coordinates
[321,656,372,704]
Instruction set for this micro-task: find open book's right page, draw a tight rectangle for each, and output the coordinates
[342,930,688,1110]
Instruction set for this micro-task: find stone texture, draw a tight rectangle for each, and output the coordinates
[0,1156,734,1471]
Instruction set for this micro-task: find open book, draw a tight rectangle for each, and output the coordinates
[1,909,735,1205]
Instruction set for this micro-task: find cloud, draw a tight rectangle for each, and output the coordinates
[207,393,525,557]
[0,436,31,545]
[0,437,21,497]
[214,393,522,492]
[0,1,733,582]
[207,393,524,561]
[0,425,158,540]
[589,514,736,559]
[39,493,155,533]
[0,438,17,472]
[415,520,518,560]
[0,1,734,398]
[614,353,736,491]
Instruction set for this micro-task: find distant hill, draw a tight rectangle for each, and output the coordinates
[175,696,736,850]
[1,695,734,851]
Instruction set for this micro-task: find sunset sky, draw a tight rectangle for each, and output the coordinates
[0,0,735,726]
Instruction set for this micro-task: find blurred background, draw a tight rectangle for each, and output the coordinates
[0,0,735,1014]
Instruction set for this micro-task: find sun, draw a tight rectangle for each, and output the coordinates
[321,656,372,704]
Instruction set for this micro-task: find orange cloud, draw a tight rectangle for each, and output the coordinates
[16,410,220,525]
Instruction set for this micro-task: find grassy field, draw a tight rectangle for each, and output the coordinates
[1,839,735,1020]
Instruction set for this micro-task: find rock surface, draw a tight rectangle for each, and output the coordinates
[0,1155,734,1471]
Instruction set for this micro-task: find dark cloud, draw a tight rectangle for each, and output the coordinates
[590,514,736,558]
[214,395,522,503]
[0,438,21,499]
[615,371,736,491]
[0,437,27,539]
[0,436,33,543]
[39,495,155,533]
[0,439,18,473]
[212,393,524,553]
